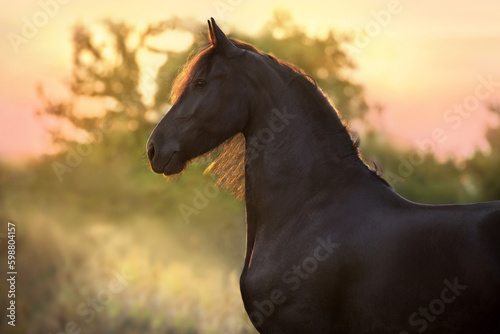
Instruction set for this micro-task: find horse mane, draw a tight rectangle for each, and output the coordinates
[168,38,389,201]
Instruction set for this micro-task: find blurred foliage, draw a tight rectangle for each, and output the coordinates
[1,11,500,334]
[359,103,500,204]
[464,105,500,201]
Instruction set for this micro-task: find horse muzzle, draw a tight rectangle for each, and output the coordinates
[147,139,185,175]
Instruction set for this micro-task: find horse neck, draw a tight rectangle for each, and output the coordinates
[242,75,374,218]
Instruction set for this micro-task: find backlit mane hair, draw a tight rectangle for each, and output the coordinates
[167,38,371,201]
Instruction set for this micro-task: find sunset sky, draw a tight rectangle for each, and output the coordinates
[1,0,500,160]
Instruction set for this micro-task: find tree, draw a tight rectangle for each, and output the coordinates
[464,104,500,201]
[37,19,188,152]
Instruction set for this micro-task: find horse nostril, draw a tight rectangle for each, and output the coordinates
[147,141,155,162]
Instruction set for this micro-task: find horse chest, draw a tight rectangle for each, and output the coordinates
[240,236,348,332]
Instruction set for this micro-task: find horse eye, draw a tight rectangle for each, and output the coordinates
[193,79,207,88]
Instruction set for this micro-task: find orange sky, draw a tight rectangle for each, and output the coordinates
[1,0,499,160]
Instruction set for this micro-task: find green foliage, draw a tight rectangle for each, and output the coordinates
[359,106,500,204]
[464,106,500,201]
[362,134,469,204]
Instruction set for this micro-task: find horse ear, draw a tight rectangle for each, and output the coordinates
[207,19,216,46]
[208,18,239,56]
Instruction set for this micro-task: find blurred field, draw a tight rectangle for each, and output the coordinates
[1,157,256,333]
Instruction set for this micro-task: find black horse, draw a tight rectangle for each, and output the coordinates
[147,18,500,333]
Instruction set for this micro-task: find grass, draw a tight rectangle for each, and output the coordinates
[0,161,257,334]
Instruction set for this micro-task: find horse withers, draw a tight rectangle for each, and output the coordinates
[147,18,500,333]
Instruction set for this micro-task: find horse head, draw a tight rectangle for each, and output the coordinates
[147,18,250,175]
